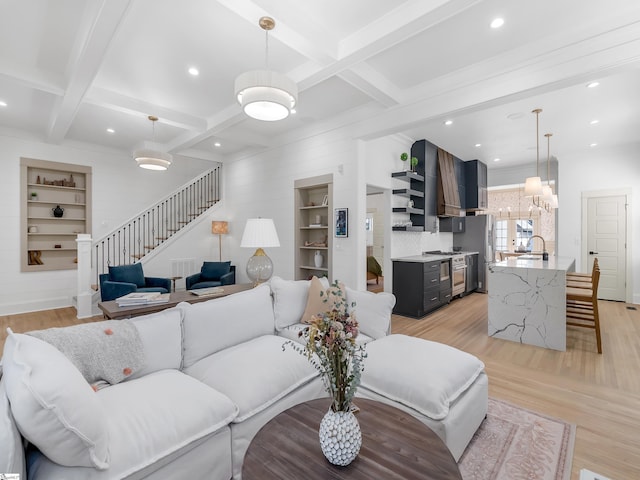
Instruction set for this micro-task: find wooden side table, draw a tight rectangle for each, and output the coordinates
[169,276,182,292]
[243,398,462,479]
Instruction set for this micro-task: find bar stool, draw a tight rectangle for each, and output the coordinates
[566,259,602,353]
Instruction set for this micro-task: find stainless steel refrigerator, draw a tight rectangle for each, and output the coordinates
[453,214,494,293]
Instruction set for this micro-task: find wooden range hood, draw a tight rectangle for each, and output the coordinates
[437,148,461,217]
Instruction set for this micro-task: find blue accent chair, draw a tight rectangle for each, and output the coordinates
[186,262,236,290]
[99,263,171,301]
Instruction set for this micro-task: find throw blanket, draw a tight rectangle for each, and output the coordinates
[367,255,383,277]
[28,320,145,385]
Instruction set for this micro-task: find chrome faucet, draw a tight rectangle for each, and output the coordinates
[528,235,549,261]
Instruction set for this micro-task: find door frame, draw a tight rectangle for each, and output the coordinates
[581,188,631,303]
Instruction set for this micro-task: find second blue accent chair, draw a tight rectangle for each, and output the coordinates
[99,263,171,301]
[186,262,236,290]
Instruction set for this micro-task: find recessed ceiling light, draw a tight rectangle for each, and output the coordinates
[214,142,221,147]
[0,100,7,107]
[590,119,599,125]
[291,109,297,114]
[106,128,115,134]
[490,18,504,29]
[188,67,199,76]
[475,143,481,147]
[587,81,599,88]
[493,158,500,162]
[444,120,453,126]
[589,143,598,147]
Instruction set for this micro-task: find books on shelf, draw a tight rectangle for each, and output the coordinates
[116,292,170,306]
[190,286,225,297]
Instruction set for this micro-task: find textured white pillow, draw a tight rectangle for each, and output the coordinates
[2,330,109,469]
[128,307,184,378]
[346,287,395,339]
[270,276,329,330]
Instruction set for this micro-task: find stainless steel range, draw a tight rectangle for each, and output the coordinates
[450,255,467,297]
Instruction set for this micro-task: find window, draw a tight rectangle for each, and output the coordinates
[515,219,534,251]
[495,219,508,252]
[495,217,538,253]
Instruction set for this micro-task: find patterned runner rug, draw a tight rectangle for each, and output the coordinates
[459,398,576,480]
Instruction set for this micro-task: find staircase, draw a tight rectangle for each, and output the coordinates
[92,166,221,285]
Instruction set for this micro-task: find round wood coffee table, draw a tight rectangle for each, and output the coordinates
[242,398,462,479]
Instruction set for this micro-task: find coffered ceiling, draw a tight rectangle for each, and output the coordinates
[1,0,639,169]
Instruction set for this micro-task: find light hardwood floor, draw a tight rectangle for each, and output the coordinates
[1,294,639,479]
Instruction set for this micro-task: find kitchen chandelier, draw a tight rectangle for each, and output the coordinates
[235,16,298,122]
[134,116,172,171]
[524,108,543,199]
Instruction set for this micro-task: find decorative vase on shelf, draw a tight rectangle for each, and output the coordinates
[314,250,323,268]
[319,408,362,466]
[52,205,64,218]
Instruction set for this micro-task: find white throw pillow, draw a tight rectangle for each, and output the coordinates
[2,330,109,469]
[128,307,184,378]
[270,276,329,330]
[346,287,395,339]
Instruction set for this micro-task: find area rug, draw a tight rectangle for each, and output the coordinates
[458,398,575,480]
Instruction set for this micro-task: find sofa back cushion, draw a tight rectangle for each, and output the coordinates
[109,263,145,287]
[200,261,231,281]
[270,276,329,330]
[346,288,395,340]
[180,284,275,368]
[127,308,184,379]
[2,331,109,469]
[0,376,26,479]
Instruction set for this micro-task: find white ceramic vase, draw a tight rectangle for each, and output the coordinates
[314,250,323,268]
[318,409,362,466]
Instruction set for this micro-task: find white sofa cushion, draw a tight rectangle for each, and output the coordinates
[346,287,395,340]
[1,331,109,469]
[180,284,275,368]
[127,307,183,379]
[270,276,329,330]
[26,370,238,480]
[185,335,319,422]
[359,334,485,420]
[96,370,237,478]
[0,377,26,478]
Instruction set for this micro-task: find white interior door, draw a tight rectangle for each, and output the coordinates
[584,194,627,301]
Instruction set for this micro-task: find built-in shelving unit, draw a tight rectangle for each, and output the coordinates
[294,174,333,281]
[20,158,92,272]
[391,169,425,231]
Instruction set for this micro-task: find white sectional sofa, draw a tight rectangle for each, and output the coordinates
[0,277,488,479]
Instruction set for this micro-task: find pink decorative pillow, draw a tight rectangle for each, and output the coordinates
[301,276,345,324]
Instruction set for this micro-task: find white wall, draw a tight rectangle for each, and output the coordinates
[557,144,639,303]
[0,135,214,314]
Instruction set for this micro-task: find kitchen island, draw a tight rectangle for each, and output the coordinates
[488,256,575,351]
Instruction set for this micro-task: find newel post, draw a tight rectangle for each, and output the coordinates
[76,234,93,319]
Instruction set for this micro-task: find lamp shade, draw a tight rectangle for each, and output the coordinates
[211,221,229,235]
[235,70,298,121]
[524,176,543,196]
[134,149,172,170]
[240,218,280,248]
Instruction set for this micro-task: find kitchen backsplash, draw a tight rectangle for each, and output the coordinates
[391,231,453,259]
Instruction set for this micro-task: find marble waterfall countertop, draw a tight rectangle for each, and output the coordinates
[488,256,575,351]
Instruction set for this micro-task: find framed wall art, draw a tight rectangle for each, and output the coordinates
[335,208,348,237]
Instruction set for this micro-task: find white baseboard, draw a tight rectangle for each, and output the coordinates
[580,468,612,480]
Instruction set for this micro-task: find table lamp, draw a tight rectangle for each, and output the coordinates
[211,221,229,261]
[240,218,280,285]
